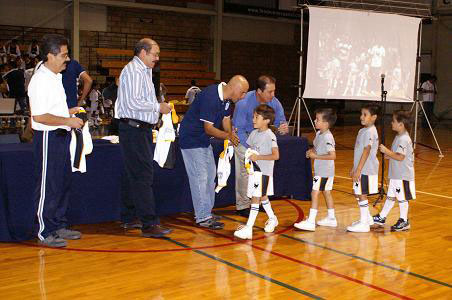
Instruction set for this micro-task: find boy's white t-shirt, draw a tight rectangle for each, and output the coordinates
[313,129,335,177]
[246,128,278,176]
[353,125,379,175]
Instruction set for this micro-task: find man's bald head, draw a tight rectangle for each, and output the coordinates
[226,75,249,102]
[134,38,157,56]
[134,38,160,69]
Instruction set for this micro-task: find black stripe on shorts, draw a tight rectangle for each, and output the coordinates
[361,175,369,195]
[261,175,269,197]
[319,177,328,191]
[403,180,413,200]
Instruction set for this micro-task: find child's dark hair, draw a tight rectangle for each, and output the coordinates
[393,110,412,128]
[362,103,381,116]
[314,107,337,128]
[255,104,275,125]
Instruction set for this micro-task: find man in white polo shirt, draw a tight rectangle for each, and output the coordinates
[420,75,437,128]
[28,34,84,248]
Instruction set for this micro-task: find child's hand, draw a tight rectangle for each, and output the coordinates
[249,154,258,162]
[379,144,388,154]
[306,149,316,159]
[352,169,361,183]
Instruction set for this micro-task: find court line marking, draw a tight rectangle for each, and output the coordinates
[165,237,324,299]
[220,209,452,289]
[172,208,415,300]
[335,175,452,199]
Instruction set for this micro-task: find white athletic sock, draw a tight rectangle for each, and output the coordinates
[327,208,335,219]
[358,200,369,223]
[246,204,260,227]
[399,200,409,221]
[379,198,395,218]
[307,208,318,223]
[261,199,275,219]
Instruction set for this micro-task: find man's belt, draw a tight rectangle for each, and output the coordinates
[120,118,156,129]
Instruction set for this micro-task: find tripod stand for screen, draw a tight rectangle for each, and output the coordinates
[373,75,388,206]
[288,7,315,137]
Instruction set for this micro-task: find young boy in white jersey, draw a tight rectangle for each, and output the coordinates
[234,104,279,239]
[347,104,380,233]
[373,110,415,231]
[294,108,337,231]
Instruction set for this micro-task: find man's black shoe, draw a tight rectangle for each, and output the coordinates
[141,225,172,238]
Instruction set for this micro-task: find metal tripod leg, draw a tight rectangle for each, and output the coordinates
[418,101,444,157]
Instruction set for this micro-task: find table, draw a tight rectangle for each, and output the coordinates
[0,136,312,242]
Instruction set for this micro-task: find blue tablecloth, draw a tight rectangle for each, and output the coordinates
[0,135,312,242]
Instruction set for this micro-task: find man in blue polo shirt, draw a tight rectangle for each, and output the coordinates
[179,75,249,229]
[232,75,288,217]
[62,59,92,108]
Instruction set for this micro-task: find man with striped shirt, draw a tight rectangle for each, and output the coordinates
[116,38,172,238]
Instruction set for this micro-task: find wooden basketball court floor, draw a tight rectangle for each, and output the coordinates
[1,125,451,299]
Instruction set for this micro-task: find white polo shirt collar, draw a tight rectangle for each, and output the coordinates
[218,82,227,101]
[39,63,63,80]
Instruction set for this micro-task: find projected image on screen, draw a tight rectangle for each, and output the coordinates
[303,7,421,102]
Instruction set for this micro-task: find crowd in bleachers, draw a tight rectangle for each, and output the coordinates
[0,38,119,133]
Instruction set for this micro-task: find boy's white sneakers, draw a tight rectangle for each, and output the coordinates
[234,225,253,240]
[264,217,279,233]
[294,220,316,231]
[347,220,370,232]
[317,217,338,227]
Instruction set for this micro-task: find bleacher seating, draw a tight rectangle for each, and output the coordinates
[96,48,217,101]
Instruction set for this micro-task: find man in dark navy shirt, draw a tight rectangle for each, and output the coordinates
[62,59,92,108]
[179,75,249,229]
[2,60,26,114]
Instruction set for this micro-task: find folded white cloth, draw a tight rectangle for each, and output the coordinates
[154,111,176,168]
[215,140,234,193]
[70,122,93,173]
[244,148,260,175]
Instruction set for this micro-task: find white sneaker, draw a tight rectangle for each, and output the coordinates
[264,217,278,233]
[294,220,315,231]
[347,221,370,232]
[234,225,253,240]
[317,217,337,227]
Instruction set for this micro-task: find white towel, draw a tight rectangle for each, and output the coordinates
[244,148,260,175]
[215,140,234,193]
[69,122,93,173]
[153,111,176,168]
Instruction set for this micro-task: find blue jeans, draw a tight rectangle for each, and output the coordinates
[181,146,216,223]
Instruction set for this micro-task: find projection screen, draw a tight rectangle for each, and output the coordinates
[303,7,421,102]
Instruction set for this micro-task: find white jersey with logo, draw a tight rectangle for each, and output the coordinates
[353,125,379,175]
[313,129,335,177]
[388,132,414,181]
